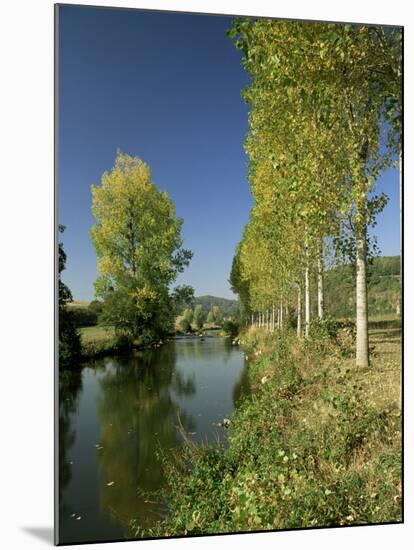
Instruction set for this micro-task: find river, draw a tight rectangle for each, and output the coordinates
[58,335,250,544]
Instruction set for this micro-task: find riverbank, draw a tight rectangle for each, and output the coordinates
[131,318,402,537]
[74,326,168,362]
[70,326,216,364]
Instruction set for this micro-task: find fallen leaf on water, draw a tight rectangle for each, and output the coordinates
[107,481,115,487]
[76,516,82,521]
[71,513,76,518]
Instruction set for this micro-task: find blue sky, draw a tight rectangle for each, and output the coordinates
[58,6,400,301]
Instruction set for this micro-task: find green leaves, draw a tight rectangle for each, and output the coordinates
[90,152,192,339]
[228,18,401,328]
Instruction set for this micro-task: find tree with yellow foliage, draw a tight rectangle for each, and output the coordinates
[91,152,192,341]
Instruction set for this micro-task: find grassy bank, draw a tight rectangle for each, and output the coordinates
[78,326,119,359]
[131,318,402,537]
[76,326,170,362]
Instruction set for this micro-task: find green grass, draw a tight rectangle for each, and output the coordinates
[79,325,116,344]
[67,300,90,309]
[78,325,119,358]
[131,316,402,537]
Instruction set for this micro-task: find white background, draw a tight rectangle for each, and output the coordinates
[0,0,412,548]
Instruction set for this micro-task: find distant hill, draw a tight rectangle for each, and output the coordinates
[193,295,239,317]
[325,255,401,318]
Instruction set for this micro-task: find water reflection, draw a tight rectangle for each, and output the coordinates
[232,364,251,407]
[59,369,83,516]
[95,344,196,530]
[59,337,249,544]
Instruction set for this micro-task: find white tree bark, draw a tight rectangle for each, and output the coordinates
[279,297,283,329]
[297,286,302,337]
[356,224,369,367]
[272,303,275,331]
[305,250,311,338]
[317,240,324,320]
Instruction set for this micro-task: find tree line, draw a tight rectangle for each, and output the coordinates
[178,304,225,333]
[228,20,401,367]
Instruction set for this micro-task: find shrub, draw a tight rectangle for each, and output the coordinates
[179,317,192,334]
[222,319,240,338]
[114,333,134,351]
[70,306,98,328]
[59,310,82,367]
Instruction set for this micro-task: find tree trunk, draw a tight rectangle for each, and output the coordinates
[272,303,275,331]
[279,297,283,329]
[399,151,402,320]
[317,240,324,320]
[356,223,369,367]
[297,286,302,337]
[305,253,311,338]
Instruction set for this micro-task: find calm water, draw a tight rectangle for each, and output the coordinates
[59,336,250,544]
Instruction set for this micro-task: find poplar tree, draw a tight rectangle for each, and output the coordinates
[229,20,401,365]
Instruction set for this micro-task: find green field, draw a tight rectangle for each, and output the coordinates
[79,325,116,344]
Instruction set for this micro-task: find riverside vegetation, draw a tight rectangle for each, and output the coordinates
[131,317,401,537]
[64,254,400,361]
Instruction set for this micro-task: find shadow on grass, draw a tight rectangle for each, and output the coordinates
[369,319,402,331]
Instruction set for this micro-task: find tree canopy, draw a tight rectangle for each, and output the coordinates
[228,19,401,365]
[91,152,192,341]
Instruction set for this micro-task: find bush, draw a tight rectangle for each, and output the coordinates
[114,333,134,351]
[70,306,98,328]
[309,315,340,340]
[179,317,192,334]
[88,299,104,315]
[59,310,82,367]
[307,319,356,358]
[134,328,156,347]
[222,319,240,338]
